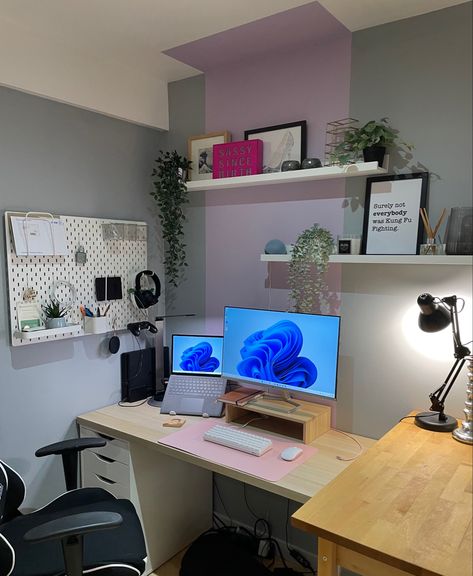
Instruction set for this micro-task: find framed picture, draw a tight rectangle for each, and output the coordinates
[244,121,307,173]
[362,172,429,255]
[188,131,231,181]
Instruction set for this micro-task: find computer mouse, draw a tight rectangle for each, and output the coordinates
[202,412,209,418]
[169,410,177,416]
[280,446,303,461]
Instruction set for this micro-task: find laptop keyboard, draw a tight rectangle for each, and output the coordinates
[167,375,226,397]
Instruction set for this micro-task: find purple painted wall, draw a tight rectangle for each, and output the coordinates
[167,2,352,333]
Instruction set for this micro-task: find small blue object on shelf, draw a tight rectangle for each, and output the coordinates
[264,239,287,254]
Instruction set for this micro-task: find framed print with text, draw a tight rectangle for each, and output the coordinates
[187,131,231,181]
[361,172,429,255]
[244,121,306,173]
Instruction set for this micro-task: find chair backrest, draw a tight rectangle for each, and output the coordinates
[0,463,7,522]
[0,460,25,523]
[0,463,15,576]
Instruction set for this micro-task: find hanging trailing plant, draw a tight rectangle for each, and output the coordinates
[151,150,192,288]
[288,224,334,313]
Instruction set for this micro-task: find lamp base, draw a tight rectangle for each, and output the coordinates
[414,411,458,432]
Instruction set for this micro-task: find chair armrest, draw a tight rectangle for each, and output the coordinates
[35,437,106,458]
[35,438,108,491]
[24,511,122,543]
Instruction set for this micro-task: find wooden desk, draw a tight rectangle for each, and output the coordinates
[77,403,375,573]
[292,415,473,576]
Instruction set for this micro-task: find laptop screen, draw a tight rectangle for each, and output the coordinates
[171,335,223,376]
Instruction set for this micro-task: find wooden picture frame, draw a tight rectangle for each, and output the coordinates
[187,131,231,181]
[244,121,307,173]
[361,172,429,255]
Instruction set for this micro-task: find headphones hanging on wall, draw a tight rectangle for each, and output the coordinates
[130,270,161,309]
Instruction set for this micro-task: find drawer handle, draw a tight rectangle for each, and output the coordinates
[97,432,115,441]
[95,474,116,485]
[95,453,115,464]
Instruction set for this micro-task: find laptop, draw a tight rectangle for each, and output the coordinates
[160,334,227,417]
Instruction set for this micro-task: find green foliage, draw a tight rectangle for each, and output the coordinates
[42,298,68,318]
[330,118,412,165]
[288,224,334,314]
[151,150,192,288]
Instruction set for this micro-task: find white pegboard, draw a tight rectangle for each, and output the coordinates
[5,212,149,346]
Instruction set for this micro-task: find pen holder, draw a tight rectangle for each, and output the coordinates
[83,316,110,334]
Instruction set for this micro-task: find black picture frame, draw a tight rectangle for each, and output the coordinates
[361,172,429,255]
[244,120,307,173]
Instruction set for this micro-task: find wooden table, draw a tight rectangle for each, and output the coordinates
[292,415,473,576]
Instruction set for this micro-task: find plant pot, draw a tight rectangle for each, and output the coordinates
[363,146,386,167]
[45,317,66,329]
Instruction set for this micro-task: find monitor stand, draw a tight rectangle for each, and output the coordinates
[224,396,331,444]
[262,390,300,413]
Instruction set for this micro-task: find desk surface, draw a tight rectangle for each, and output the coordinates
[292,415,473,576]
[77,402,375,503]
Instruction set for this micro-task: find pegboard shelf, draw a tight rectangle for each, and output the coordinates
[14,324,83,340]
[4,211,149,346]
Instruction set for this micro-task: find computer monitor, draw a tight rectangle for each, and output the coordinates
[171,334,223,376]
[222,307,340,400]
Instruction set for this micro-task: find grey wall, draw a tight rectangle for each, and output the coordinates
[0,85,165,507]
[335,2,473,438]
[344,1,472,235]
[164,76,209,338]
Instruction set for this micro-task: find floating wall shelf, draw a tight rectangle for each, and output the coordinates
[14,324,83,341]
[260,254,472,266]
[186,161,387,192]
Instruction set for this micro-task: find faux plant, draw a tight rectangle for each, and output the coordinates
[330,117,412,165]
[41,298,68,318]
[288,224,334,314]
[151,150,192,288]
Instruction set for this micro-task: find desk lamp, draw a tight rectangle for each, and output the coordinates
[415,293,472,443]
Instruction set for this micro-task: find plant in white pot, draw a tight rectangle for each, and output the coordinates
[288,224,334,314]
[42,298,68,329]
[330,117,413,167]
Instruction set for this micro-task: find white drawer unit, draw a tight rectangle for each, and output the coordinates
[82,451,130,499]
[79,427,129,465]
[79,424,212,575]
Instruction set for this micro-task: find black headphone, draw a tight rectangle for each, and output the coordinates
[132,270,161,309]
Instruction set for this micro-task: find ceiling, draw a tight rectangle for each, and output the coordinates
[0,0,468,128]
[0,0,469,82]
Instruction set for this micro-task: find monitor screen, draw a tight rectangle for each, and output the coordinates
[222,307,340,399]
[171,334,223,376]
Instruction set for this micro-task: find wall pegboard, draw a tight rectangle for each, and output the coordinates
[4,211,150,346]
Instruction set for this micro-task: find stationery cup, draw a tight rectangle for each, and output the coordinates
[84,316,110,334]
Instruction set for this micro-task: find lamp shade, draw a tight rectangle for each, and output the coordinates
[417,293,451,333]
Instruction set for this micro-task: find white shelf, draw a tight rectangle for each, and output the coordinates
[260,254,472,265]
[14,324,83,340]
[186,161,387,191]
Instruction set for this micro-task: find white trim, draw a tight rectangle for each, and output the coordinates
[84,563,141,574]
[0,460,26,506]
[0,462,9,493]
[0,533,15,576]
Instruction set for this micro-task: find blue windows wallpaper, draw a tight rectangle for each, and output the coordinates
[172,335,223,375]
[222,307,340,399]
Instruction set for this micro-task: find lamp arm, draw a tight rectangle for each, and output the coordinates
[429,357,467,414]
[443,296,471,359]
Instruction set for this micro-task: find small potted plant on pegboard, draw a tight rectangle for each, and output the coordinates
[42,298,68,329]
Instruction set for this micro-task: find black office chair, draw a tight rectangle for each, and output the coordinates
[0,438,147,576]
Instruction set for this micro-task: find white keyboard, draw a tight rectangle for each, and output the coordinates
[203,425,273,456]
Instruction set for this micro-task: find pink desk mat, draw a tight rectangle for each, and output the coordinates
[157,420,317,482]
